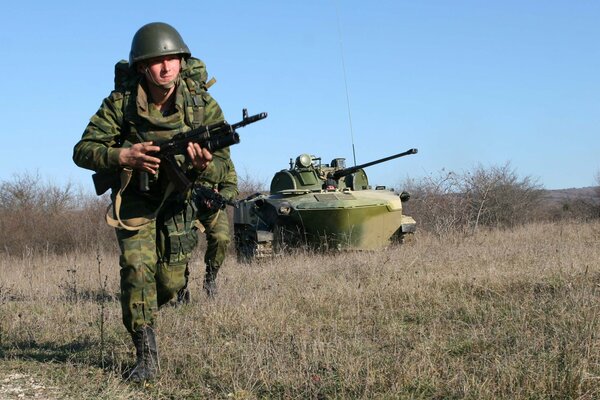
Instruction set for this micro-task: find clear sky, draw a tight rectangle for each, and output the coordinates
[1,0,598,191]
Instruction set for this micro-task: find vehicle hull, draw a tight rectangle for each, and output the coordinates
[234,189,416,260]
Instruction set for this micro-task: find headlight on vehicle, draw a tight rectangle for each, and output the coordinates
[278,202,292,215]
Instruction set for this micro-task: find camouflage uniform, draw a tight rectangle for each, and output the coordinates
[196,158,237,287]
[73,64,237,333]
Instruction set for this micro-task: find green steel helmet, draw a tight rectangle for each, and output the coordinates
[129,22,191,66]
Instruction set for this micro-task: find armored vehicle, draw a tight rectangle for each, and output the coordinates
[233,148,418,261]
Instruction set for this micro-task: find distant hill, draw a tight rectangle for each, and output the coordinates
[541,186,599,206]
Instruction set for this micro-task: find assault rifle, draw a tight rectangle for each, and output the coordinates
[193,186,237,211]
[92,109,267,195]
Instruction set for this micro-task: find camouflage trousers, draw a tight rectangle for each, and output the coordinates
[197,208,231,282]
[116,200,197,334]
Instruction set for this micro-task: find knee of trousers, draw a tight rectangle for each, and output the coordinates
[205,233,230,265]
[120,256,157,291]
[156,261,188,296]
[206,228,231,248]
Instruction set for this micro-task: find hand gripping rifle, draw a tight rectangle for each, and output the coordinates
[92,108,267,195]
[193,186,238,211]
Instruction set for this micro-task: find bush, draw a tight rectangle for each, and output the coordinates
[400,163,544,236]
[401,170,469,237]
[237,171,267,198]
[460,163,543,229]
[0,172,114,255]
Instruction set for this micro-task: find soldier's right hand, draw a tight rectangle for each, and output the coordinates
[118,142,161,174]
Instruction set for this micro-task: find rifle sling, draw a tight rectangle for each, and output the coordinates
[105,168,174,231]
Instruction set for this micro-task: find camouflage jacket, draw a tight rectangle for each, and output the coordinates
[73,69,238,203]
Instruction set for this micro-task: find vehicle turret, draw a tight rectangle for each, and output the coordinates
[270,148,417,194]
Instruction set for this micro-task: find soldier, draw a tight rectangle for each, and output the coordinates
[73,22,237,382]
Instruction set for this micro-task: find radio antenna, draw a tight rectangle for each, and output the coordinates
[334,1,357,166]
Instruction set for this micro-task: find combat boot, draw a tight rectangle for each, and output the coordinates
[203,276,218,299]
[177,264,191,305]
[128,326,159,383]
[176,286,191,305]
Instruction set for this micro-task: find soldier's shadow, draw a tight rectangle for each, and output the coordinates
[1,337,131,377]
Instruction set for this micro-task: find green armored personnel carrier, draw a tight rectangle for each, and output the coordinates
[233,148,418,261]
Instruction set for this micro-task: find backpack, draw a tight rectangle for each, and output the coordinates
[113,57,216,129]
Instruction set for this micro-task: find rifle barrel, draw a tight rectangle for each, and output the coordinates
[232,112,268,130]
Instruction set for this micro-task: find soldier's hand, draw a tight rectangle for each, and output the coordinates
[201,188,220,210]
[187,142,213,171]
[118,142,161,174]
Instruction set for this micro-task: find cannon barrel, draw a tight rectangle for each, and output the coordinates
[331,148,418,180]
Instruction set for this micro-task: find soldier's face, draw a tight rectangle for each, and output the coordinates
[141,55,181,88]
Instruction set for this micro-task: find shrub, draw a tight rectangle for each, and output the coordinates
[399,163,544,236]
[0,172,114,255]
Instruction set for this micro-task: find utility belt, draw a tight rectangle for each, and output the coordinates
[106,168,176,231]
[105,168,219,233]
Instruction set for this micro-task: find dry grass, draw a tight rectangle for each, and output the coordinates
[1,221,599,399]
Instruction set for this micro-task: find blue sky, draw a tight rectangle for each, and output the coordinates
[1,0,598,190]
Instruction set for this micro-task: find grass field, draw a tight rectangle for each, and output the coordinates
[1,221,599,399]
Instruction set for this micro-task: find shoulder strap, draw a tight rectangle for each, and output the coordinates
[113,60,138,142]
[183,79,205,129]
[181,57,217,128]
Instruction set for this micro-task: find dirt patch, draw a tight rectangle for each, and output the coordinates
[0,373,61,399]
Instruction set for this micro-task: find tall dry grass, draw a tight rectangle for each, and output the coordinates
[1,221,599,399]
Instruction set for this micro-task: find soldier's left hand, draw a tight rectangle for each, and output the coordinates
[187,142,213,170]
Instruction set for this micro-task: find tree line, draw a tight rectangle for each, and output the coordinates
[400,162,600,237]
[0,165,598,255]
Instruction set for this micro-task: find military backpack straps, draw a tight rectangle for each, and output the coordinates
[105,57,217,231]
[180,57,217,128]
[113,56,216,131]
